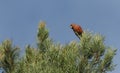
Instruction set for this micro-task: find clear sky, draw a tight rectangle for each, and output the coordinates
[0,0,120,73]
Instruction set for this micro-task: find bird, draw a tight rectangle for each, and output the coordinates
[70,23,83,39]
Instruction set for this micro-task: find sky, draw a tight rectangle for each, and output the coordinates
[0,0,120,73]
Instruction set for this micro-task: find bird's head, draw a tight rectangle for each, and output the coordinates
[70,24,75,29]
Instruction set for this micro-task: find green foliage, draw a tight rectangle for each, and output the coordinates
[0,21,117,73]
[0,40,20,73]
[37,21,49,53]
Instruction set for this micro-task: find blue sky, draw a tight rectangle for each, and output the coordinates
[0,0,120,73]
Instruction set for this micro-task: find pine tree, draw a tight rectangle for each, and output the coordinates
[0,21,117,73]
[0,40,20,73]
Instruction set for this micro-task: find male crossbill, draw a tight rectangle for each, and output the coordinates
[70,24,83,39]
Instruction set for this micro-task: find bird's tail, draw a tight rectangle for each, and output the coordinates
[75,32,82,39]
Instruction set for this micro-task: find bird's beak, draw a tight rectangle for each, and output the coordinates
[70,25,72,29]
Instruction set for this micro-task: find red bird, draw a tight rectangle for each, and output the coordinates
[70,23,83,39]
